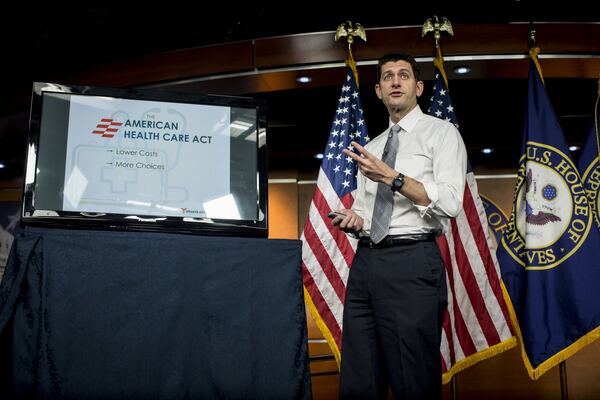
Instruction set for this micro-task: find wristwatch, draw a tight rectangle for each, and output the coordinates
[390,172,404,192]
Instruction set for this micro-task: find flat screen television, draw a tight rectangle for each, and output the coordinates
[22,82,268,237]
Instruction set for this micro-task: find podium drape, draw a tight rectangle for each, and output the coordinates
[0,227,311,399]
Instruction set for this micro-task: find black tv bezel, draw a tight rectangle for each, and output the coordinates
[22,82,268,238]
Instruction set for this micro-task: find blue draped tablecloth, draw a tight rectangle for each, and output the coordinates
[0,227,311,399]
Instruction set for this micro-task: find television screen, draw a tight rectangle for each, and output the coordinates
[22,82,268,237]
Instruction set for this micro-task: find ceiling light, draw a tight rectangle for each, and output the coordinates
[0,162,4,169]
[569,145,580,151]
[314,153,324,159]
[296,75,312,84]
[481,148,493,154]
[453,65,471,75]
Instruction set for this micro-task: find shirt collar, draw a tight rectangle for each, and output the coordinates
[387,104,423,134]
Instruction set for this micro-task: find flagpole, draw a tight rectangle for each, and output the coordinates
[300,20,369,382]
[559,361,569,400]
[530,24,572,399]
[422,15,457,400]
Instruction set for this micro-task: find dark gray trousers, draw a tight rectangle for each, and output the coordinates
[339,241,447,400]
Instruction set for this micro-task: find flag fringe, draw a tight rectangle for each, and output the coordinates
[442,336,517,384]
[303,287,342,368]
[502,280,600,380]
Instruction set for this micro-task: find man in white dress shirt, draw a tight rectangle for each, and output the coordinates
[332,53,467,399]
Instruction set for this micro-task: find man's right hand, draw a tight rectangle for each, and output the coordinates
[331,209,364,234]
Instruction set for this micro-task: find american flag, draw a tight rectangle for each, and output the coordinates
[428,48,516,382]
[301,61,369,364]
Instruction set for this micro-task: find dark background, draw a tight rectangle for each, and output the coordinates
[0,1,598,179]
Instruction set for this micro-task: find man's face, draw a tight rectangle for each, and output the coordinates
[375,60,423,112]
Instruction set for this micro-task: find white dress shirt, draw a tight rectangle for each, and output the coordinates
[352,105,467,236]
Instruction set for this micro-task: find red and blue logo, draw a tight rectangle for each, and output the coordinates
[92,118,122,138]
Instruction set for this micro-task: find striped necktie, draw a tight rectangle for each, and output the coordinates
[370,124,400,244]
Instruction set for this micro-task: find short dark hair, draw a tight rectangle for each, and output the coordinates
[376,53,421,82]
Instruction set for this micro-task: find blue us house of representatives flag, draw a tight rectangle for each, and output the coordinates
[577,113,600,229]
[497,48,600,379]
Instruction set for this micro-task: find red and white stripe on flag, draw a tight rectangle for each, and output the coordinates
[302,173,356,362]
[437,172,516,382]
[429,49,515,382]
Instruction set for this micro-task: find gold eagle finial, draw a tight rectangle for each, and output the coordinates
[335,21,367,50]
[422,16,453,47]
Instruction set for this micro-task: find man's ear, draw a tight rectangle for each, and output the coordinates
[416,81,424,97]
[375,84,382,100]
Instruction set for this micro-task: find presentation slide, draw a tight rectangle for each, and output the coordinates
[62,95,232,218]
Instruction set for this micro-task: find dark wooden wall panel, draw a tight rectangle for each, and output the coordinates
[63,42,255,87]
[255,33,346,68]
[56,23,600,89]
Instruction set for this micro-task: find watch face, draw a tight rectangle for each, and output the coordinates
[392,176,404,190]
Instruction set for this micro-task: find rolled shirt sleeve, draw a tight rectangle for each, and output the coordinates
[415,124,467,219]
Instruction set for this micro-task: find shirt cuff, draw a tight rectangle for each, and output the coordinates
[414,182,439,217]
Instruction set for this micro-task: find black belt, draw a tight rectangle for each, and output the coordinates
[358,233,436,248]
